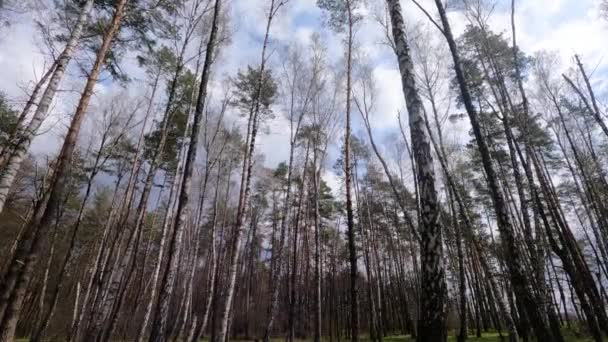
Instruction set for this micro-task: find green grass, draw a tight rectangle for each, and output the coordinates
[368,330,593,342]
[365,331,593,342]
[255,330,592,342]
[357,333,508,342]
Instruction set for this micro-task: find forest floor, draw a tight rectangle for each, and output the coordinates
[256,330,594,342]
[15,331,594,341]
[369,332,593,341]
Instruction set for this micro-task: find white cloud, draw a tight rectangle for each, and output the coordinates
[1,0,607,194]
[256,114,292,168]
[0,20,46,102]
[370,65,404,129]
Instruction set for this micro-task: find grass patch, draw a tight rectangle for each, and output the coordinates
[257,330,592,342]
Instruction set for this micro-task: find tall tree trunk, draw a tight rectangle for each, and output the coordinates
[216,1,283,341]
[0,1,128,339]
[562,55,608,139]
[188,160,225,342]
[148,0,221,340]
[0,0,94,213]
[69,171,125,342]
[431,0,554,339]
[313,146,324,342]
[343,3,359,341]
[262,79,306,342]
[178,40,223,338]
[353,162,379,342]
[133,18,210,340]
[0,61,55,164]
[31,126,113,342]
[386,1,447,340]
[288,166,307,342]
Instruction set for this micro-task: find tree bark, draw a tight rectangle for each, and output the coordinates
[262,60,307,342]
[0,0,127,339]
[0,61,55,165]
[561,55,608,139]
[216,1,282,341]
[148,0,221,340]
[430,0,554,339]
[343,2,359,341]
[31,120,117,342]
[0,0,94,213]
[386,1,447,340]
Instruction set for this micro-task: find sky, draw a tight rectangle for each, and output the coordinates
[0,0,606,195]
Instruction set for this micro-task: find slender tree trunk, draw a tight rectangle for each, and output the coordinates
[31,218,59,341]
[449,190,468,342]
[431,1,554,339]
[354,163,379,342]
[216,1,282,340]
[0,0,94,213]
[31,133,110,342]
[562,55,608,139]
[188,160,225,342]
[262,84,306,342]
[148,1,221,340]
[0,1,127,340]
[343,3,359,341]
[69,172,124,342]
[0,61,55,165]
[288,174,305,342]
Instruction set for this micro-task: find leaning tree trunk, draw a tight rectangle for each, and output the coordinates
[561,55,608,139]
[386,1,447,341]
[0,61,55,164]
[172,33,218,341]
[93,70,173,342]
[69,171,125,342]
[187,158,225,342]
[421,102,519,342]
[148,0,221,340]
[30,128,112,342]
[0,1,128,340]
[431,0,555,340]
[134,51,196,342]
[0,0,94,213]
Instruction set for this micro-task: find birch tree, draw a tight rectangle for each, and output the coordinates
[148,1,222,339]
[215,1,284,340]
[0,0,94,213]
[363,3,448,340]
[0,1,129,340]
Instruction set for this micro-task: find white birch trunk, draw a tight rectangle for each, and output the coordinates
[0,0,94,213]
